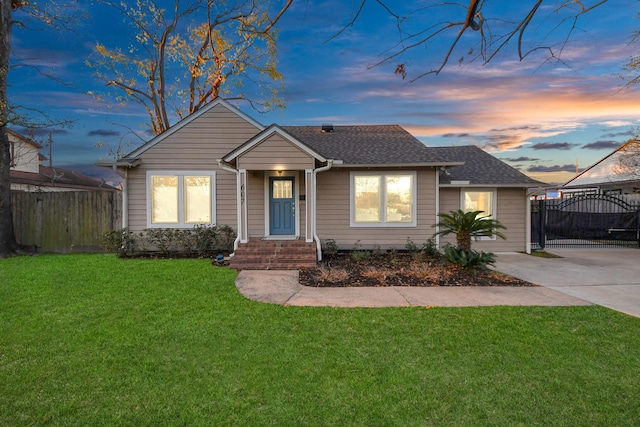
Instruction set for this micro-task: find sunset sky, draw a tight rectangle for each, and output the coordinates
[9,1,640,185]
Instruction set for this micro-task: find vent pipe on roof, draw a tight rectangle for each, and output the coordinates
[321,124,334,133]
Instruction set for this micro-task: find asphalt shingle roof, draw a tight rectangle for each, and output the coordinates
[11,166,119,191]
[282,125,447,165]
[431,145,544,186]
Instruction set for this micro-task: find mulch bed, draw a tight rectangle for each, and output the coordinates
[298,252,536,287]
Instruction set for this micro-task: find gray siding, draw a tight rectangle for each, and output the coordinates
[127,104,261,232]
[237,134,314,170]
[316,167,438,250]
[438,187,528,252]
[246,172,265,237]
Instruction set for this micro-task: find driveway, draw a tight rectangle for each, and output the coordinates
[495,247,640,318]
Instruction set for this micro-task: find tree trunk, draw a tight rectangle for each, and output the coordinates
[457,231,471,252]
[0,0,18,257]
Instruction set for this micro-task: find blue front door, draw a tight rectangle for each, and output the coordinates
[270,177,295,235]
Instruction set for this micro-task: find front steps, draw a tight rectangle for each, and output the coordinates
[228,239,317,270]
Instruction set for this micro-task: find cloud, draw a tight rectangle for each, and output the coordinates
[601,130,635,138]
[390,70,640,154]
[442,133,470,138]
[582,140,622,150]
[530,142,578,150]
[501,156,540,162]
[527,164,583,173]
[484,134,527,149]
[88,129,121,137]
[489,125,541,132]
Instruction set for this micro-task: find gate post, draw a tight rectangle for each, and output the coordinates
[637,210,640,248]
[538,199,546,250]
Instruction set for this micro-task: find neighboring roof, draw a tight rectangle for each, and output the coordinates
[122,98,265,160]
[7,129,43,149]
[563,140,640,188]
[432,145,544,187]
[223,124,327,163]
[11,165,119,191]
[282,125,457,166]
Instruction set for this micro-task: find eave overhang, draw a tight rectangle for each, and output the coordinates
[439,183,542,188]
[333,161,464,168]
[96,158,141,168]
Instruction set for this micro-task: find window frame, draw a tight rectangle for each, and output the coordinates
[350,171,417,228]
[460,188,497,240]
[146,170,216,228]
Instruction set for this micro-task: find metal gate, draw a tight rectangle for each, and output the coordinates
[531,193,640,249]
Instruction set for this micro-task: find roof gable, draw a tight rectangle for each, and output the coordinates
[223,124,326,163]
[123,98,265,160]
[8,129,43,149]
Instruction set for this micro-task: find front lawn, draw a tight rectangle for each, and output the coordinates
[1,254,639,426]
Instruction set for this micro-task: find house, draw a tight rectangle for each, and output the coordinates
[105,98,541,267]
[563,139,640,198]
[9,129,119,192]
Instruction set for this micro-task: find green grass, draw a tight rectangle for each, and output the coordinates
[1,254,639,426]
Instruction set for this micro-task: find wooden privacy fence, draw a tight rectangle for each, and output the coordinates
[11,191,122,253]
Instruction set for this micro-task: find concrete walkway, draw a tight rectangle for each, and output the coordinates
[235,247,640,316]
[494,247,640,318]
[234,270,591,309]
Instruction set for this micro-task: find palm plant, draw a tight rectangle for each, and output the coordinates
[434,209,506,251]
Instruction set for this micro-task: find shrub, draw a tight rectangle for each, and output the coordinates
[351,240,371,263]
[175,229,198,257]
[443,244,496,271]
[101,228,137,256]
[324,238,339,258]
[405,238,421,259]
[215,225,236,253]
[120,230,138,257]
[421,238,440,258]
[434,209,506,251]
[101,228,125,253]
[406,237,440,260]
[101,225,236,258]
[145,228,178,255]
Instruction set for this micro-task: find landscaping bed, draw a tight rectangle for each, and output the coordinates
[299,251,535,287]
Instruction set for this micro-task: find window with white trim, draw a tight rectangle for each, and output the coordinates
[461,189,497,239]
[147,171,216,228]
[350,172,416,227]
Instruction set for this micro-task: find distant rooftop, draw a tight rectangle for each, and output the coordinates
[11,165,120,191]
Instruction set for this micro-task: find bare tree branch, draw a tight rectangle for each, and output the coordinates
[334,0,611,81]
[262,0,293,33]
